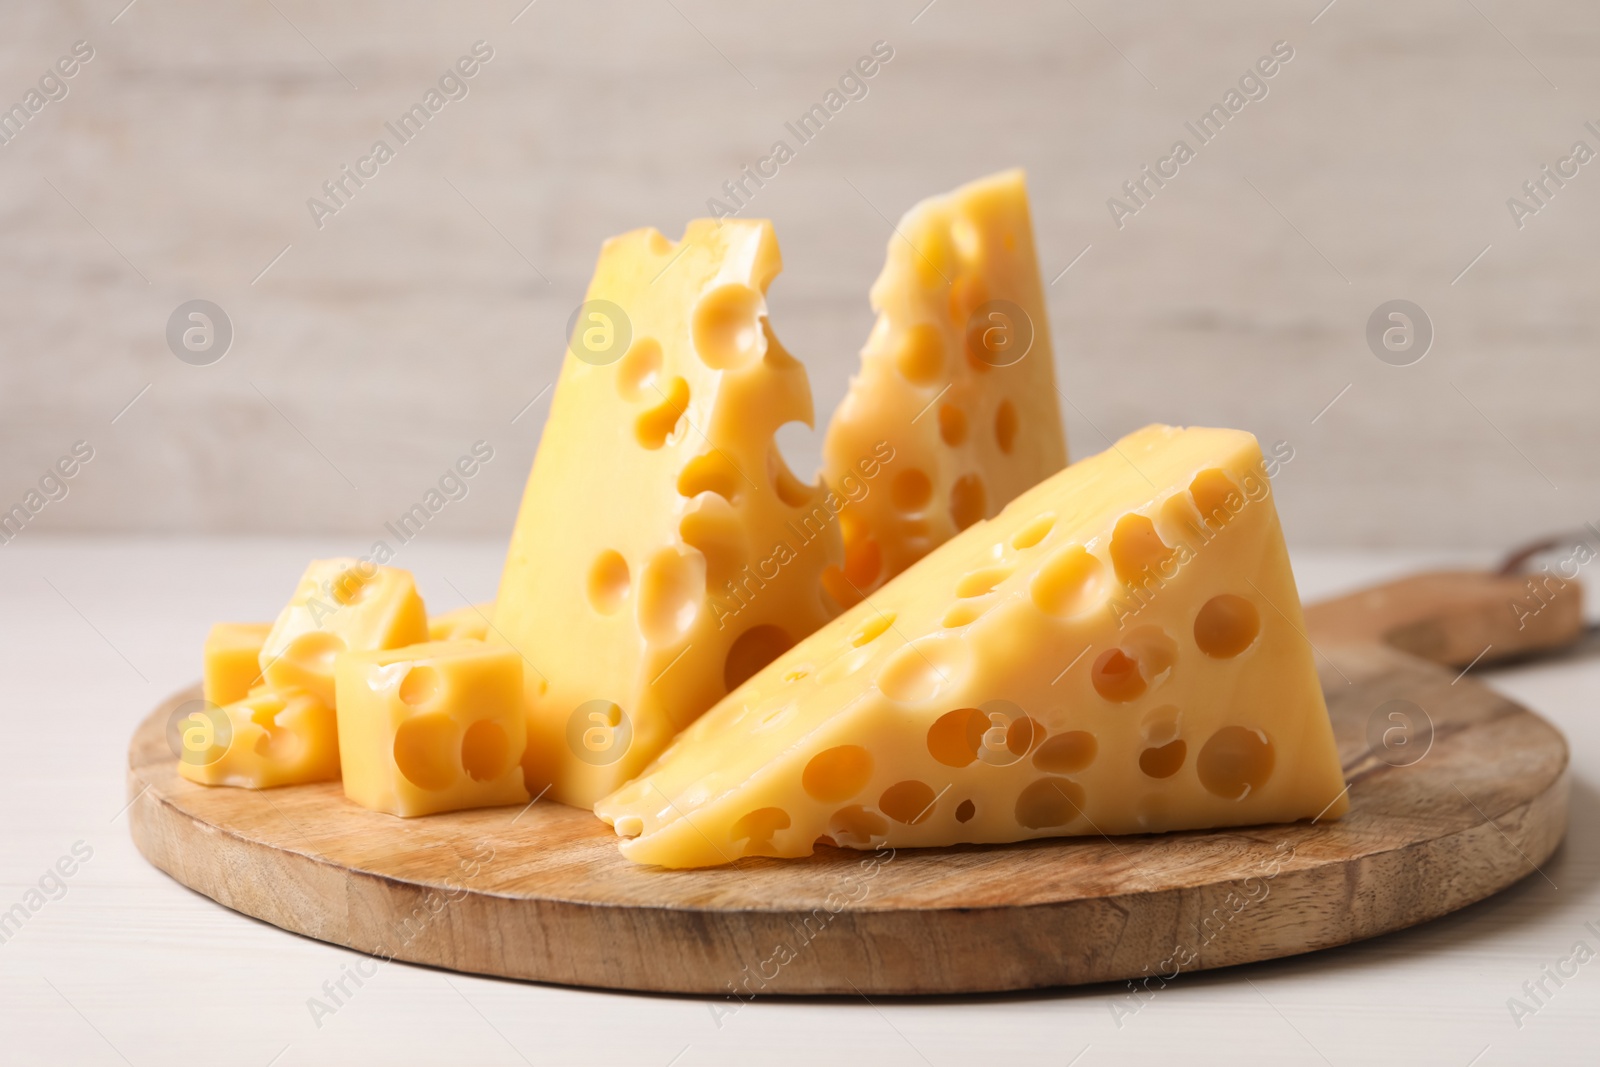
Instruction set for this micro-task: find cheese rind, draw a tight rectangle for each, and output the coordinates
[334,640,529,817]
[260,559,429,707]
[429,603,492,642]
[203,622,271,706]
[176,688,340,789]
[491,219,842,807]
[822,170,1067,606]
[596,425,1348,868]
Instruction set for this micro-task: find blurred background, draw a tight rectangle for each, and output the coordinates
[2,0,1596,551]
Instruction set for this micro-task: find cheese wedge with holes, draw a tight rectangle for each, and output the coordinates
[260,559,429,707]
[490,219,843,807]
[429,603,492,642]
[203,622,271,706]
[335,640,529,817]
[595,425,1347,868]
[821,170,1067,608]
[176,687,340,789]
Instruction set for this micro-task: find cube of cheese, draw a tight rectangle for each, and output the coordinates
[203,622,271,706]
[428,603,492,642]
[491,219,842,807]
[176,688,340,789]
[596,425,1348,868]
[822,170,1067,606]
[334,641,530,817]
[260,559,429,707]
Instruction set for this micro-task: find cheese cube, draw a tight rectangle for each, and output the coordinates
[428,603,492,642]
[176,688,340,789]
[334,641,530,817]
[822,170,1067,606]
[203,622,271,706]
[491,219,842,807]
[260,559,429,707]
[596,425,1348,868]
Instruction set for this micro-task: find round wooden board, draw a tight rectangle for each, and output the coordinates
[127,642,1568,995]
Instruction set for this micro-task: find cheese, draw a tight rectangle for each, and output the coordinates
[491,219,842,807]
[260,559,429,707]
[595,425,1348,868]
[821,170,1067,608]
[429,603,492,642]
[176,688,340,789]
[334,640,529,817]
[203,622,271,706]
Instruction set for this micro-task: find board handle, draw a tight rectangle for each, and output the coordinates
[1302,534,1589,668]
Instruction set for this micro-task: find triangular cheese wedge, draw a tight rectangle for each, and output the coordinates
[821,169,1067,608]
[596,425,1348,868]
[491,219,842,807]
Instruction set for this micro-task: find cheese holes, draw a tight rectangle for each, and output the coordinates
[635,376,690,449]
[692,284,764,370]
[767,437,814,508]
[994,399,1018,454]
[1194,594,1260,658]
[1015,777,1086,830]
[393,714,456,791]
[1030,544,1103,617]
[927,707,986,767]
[586,550,630,615]
[637,547,703,645]
[1011,513,1055,550]
[939,403,968,446]
[850,612,896,647]
[955,565,1012,598]
[877,633,968,704]
[398,665,443,707]
[892,468,933,512]
[942,598,992,628]
[460,720,512,782]
[730,807,790,854]
[895,321,945,385]
[679,509,743,591]
[949,472,987,530]
[1091,649,1145,703]
[1197,726,1275,800]
[615,337,663,401]
[285,631,345,675]
[1032,730,1097,774]
[1139,740,1187,779]
[1190,469,1243,530]
[829,805,887,847]
[677,451,741,502]
[724,624,792,693]
[955,799,976,823]
[802,745,873,803]
[1124,627,1177,685]
[879,780,937,825]
[1110,512,1175,587]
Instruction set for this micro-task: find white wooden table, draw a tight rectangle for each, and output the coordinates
[1,540,1594,1066]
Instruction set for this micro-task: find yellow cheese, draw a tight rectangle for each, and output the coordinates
[595,425,1347,868]
[334,640,530,817]
[429,603,492,642]
[822,170,1067,607]
[491,219,842,807]
[176,688,340,789]
[260,559,429,707]
[203,622,271,706]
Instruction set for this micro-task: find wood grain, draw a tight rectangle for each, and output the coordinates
[1302,569,1585,668]
[125,637,1568,995]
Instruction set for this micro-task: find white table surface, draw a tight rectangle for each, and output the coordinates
[1,539,1594,1067]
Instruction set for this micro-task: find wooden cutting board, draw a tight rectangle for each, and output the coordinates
[126,575,1572,995]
